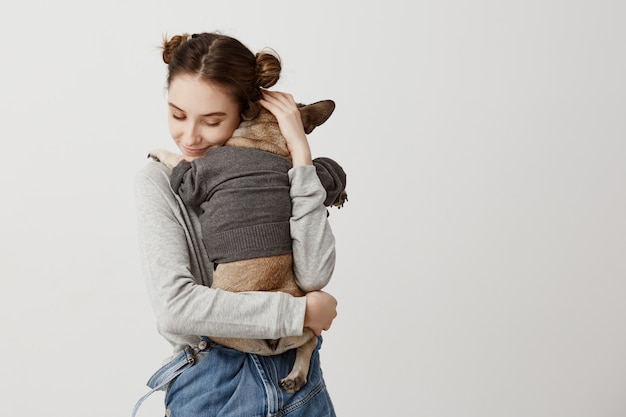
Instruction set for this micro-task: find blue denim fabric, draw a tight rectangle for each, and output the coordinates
[164,336,336,417]
[132,346,197,417]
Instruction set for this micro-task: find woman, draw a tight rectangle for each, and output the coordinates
[133,32,339,416]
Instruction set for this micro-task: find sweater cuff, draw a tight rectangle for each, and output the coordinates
[170,159,192,192]
[286,295,307,336]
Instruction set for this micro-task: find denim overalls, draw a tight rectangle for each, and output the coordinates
[133,336,336,417]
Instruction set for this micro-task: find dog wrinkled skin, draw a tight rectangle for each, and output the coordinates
[149,100,345,393]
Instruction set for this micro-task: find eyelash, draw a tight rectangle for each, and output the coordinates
[171,114,220,127]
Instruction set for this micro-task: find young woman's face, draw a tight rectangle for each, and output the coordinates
[167,74,241,161]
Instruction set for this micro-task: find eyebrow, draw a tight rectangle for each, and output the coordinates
[168,102,226,117]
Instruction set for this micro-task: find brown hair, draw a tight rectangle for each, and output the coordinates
[162,32,281,119]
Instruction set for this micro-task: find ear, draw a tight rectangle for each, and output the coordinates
[299,100,336,134]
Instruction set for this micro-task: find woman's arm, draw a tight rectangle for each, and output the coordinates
[134,160,307,339]
[260,90,339,291]
[288,166,337,291]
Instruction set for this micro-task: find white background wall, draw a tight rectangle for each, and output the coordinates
[1,1,624,416]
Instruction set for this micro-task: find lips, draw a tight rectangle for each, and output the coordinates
[182,146,210,157]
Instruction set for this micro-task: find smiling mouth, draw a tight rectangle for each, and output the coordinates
[183,146,210,155]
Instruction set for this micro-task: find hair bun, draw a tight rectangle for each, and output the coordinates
[162,33,192,64]
[255,49,281,89]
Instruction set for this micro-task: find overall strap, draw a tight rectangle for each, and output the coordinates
[131,346,196,417]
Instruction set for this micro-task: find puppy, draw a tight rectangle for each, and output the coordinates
[150,100,346,393]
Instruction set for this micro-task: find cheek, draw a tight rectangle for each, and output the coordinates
[207,125,236,145]
[220,126,238,144]
[168,120,181,139]
[221,119,241,141]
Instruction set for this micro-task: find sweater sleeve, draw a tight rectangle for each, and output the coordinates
[169,159,209,207]
[134,159,306,339]
[288,165,338,292]
[312,157,348,206]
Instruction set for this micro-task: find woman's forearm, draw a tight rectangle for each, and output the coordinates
[288,165,337,292]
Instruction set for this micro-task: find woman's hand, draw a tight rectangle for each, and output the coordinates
[259,90,312,166]
[304,291,338,336]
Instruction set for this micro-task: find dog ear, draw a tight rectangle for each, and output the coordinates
[299,100,335,134]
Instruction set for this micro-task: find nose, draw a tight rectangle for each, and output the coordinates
[180,122,202,146]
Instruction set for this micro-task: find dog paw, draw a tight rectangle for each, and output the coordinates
[333,190,348,208]
[148,149,184,169]
[279,375,306,393]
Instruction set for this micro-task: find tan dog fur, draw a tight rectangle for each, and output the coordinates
[149,100,343,393]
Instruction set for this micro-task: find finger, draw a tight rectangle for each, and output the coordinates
[259,93,286,112]
[262,89,288,99]
[261,90,285,104]
[259,94,285,113]
[258,98,274,110]
[262,91,294,108]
